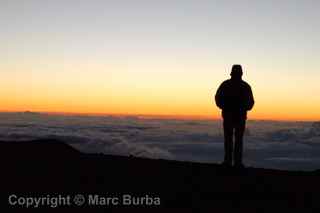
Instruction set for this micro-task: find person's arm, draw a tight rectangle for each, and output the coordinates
[215,83,224,109]
[247,86,254,111]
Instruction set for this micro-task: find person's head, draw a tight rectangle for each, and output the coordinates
[230,64,243,80]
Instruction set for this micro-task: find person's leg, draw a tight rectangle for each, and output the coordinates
[234,119,246,166]
[223,119,233,166]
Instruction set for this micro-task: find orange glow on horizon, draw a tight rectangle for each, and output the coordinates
[1,104,319,122]
[2,62,320,122]
[1,84,319,121]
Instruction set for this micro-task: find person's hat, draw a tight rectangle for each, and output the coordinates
[231,64,243,77]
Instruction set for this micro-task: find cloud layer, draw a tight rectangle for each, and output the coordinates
[0,112,319,171]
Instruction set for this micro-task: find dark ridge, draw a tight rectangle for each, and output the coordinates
[0,139,80,159]
[0,139,320,211]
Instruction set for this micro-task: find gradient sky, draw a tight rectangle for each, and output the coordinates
[1,0,320,120]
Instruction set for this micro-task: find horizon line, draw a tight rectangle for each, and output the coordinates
[0,110,319,122]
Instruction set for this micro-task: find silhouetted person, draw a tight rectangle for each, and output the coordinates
[215,64,254,168]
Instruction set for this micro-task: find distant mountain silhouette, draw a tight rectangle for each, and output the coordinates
[22,111,42,115]
[1,139,320,211]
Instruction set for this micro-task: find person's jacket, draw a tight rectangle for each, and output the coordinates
[215,78,254,120]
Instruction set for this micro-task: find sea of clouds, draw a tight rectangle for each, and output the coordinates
[0,112,320,171]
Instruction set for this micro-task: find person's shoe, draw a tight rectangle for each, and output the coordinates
[221,161,232,168]
[234,163,245,169]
